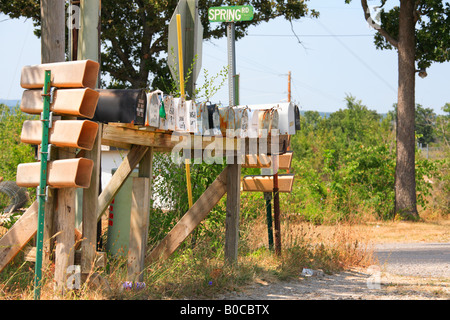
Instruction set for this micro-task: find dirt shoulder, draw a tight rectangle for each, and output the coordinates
[214,268,449,300]
[213,220,450,300]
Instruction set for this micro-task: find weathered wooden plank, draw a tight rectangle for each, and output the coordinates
[127,177,150,282]
[146,167,228,264]
[127,146,153,282]
[25,247,106,269]
[0,201,38,272]
[54,187,76,294]
[224,162,241,263]
[242,151,293,170]
[102,125,174,150]
[242,174,295,193]
[96,144,149,222]
[101,124,289,155]
[81,123,102,274]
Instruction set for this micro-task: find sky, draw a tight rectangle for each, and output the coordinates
[0,0,449,115]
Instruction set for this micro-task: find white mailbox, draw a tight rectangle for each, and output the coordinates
[173,97,188,132]
[146,90,163,128]
[186,100,198,133]
[245,106,279,138]
[246,102,297,135]
[162,95,176,131]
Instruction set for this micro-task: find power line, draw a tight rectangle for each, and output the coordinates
[316,20,397,94]
[247,34,374,38]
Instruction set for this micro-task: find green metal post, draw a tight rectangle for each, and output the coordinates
[34,70,52,300]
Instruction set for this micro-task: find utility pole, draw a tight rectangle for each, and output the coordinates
[288,71,291,103]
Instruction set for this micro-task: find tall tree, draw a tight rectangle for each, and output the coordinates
[0,0,318,90]
[346,0,450,220]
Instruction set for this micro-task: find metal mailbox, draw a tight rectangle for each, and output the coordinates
[218,106,236,135]
[161,95,176,131]
[93,89,147,125]
[186,100,198,133]
[247,107,279,138]
[205,103,221,136]
[146,90,163,128]
[246,102,297,135]
[233,106,249,138]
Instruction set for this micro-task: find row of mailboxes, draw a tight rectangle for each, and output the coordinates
[141,93,301,137]
[59,88,301,137]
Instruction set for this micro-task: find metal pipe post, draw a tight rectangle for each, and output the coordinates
[34,70,52,300]
[227,22,236,107]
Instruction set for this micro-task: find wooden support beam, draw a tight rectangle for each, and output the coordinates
[81,124,102,274]
[96,144,149,222]
[224,162,241,263]
[0,201,38,272]
[243,151,293,170]
[40,0,65,64]
[242,174,295,193]
[146,167,228,264]
[54,186,76,294]
[24,247,106,269]
[127,177,151,282]
[101,124,290,156]
[127,147,153,282]
[102,125,175,150]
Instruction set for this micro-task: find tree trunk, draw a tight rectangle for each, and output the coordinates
[395,0,418,220]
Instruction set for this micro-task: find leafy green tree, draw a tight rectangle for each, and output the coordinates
[326,95,381,150]
[302,110,322,130]
[0,0,318,90]
[435,103,450,148]
[415,104,436,145]
[0,104,36,182]
[345,0,450,220]
[389,103,437,145]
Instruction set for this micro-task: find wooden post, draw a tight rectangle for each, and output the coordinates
[127,177,150,282]
[78,0,100,86]
[54,186,76,294]
[96,144,149,222]
[81,124,102,274]
[78,0,101,275]
[224,161,241,263]
[41,0,65,64]
[127,147,153,282]
[40,0,65,269]
[41,0,68,294]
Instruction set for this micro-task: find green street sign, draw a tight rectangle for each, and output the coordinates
[208,5,254,22]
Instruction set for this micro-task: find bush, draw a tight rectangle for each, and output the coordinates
[288,96,439,222]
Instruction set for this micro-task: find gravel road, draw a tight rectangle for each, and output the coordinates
[375,242,450,278]
[213,242,450,300]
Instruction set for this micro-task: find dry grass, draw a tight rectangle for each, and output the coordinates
[1,211,448,300]
[355,219,450,243]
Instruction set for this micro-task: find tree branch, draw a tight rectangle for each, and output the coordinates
[102,5,138,81]
[108,35,139,79]
[361,0,399,48]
